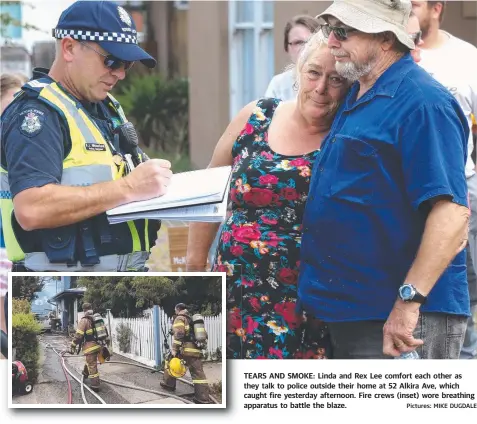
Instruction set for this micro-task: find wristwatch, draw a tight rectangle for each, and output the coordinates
[398,284,427,304]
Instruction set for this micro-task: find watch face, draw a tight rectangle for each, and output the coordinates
[400,285,414,300]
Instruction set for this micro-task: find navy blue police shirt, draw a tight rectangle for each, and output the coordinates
[297,54,470,322]
[1,68,122,198]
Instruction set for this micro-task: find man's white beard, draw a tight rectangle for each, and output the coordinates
[335,60,374,82]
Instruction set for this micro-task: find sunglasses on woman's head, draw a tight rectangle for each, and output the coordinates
[79,41,134,71]
[320,24,359,41]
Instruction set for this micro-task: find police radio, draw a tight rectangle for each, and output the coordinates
[116,122,149,169]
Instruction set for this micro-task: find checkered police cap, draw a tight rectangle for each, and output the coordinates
[53,29,137,44]
[52,0,156,68]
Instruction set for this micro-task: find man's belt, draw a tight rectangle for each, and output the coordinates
[20,251,150,272]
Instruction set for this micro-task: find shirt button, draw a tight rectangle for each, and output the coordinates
[309,195,314,201]
[319,167,324,172]
[332,137,336,143]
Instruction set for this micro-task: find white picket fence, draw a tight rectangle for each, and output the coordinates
[108,309,156,367]
[159,309,222,362]
[108,307,222,367]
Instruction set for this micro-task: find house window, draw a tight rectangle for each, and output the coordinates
[229,0,274,118]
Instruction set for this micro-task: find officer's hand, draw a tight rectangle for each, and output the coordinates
[171,350,177,357]
[124,159,172,201]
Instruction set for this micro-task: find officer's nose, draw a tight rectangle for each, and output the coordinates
[111,67,127,81]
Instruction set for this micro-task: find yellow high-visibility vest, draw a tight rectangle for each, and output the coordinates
[0,81,152,270]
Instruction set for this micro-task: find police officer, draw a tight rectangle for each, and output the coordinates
[70,302,107,391]
[160,303,211,404]
[0,1,172,272]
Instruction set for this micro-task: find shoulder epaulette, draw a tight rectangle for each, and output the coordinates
[22,78,52,94]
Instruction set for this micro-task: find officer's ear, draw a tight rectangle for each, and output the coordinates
[61,37,78,63]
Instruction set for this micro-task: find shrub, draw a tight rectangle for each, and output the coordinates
[12,298,31,314]
[215,346,222,362]
[12,313,42,382]
[114,74,189,159]
[116,322,133,353]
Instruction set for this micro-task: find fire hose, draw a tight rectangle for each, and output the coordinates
[105,360,220,404]
[58,349,73,404]
[42,341,106,404]
[42,339,219,404]
[51,349,193,404]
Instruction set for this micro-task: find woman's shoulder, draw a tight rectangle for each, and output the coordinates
[254,97,282,119]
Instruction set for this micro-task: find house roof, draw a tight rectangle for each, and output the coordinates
[49,287,86,302]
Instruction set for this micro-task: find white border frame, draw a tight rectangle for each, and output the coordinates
[7,271,227,409]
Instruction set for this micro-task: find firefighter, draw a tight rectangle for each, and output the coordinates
[70,302,107,391]
[160,303,211,404]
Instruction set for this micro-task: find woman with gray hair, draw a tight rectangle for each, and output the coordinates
[187,31,350,359]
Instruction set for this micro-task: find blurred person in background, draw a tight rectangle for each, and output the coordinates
[187,31,350,359]
[1,73,28,115]
[412,0,477,360]
[407,12,424,63]
[265,15,320,101]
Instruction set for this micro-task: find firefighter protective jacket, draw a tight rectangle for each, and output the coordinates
[71,310,101,354]
[171,310,201,358]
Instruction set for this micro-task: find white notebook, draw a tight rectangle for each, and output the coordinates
[107,166,231,224]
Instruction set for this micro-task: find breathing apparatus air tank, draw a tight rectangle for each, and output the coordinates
[93,313,109,341]
[191,314,208,348]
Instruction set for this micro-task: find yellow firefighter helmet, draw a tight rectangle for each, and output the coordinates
[168,357,187,378]
[98,346,111,364]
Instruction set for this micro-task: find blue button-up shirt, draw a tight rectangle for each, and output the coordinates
[298,54,470,322]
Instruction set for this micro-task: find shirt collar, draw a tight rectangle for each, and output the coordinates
[31,67,101,116]
[32,67,52,80]
[344,53,415,110]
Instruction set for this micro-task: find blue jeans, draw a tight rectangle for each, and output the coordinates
[460,173,477,358]
[324,313,467,359]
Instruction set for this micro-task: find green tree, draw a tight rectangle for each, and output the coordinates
[11,276,46,301]
[76,276,222,317]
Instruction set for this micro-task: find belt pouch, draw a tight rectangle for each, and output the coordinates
[41,224,77,263]
[78,220,100,266]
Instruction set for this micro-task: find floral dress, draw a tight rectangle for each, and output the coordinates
[213,98,329,359]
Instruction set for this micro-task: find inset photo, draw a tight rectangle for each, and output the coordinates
[8,272,225,408]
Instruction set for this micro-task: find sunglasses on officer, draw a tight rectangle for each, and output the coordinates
[319,23,359,42]
[79,41,134,71]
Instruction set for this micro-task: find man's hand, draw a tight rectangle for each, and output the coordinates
[383,300,423,357]
[123,159,172,202]
[69,345,76,355]
[171,350,177,357]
